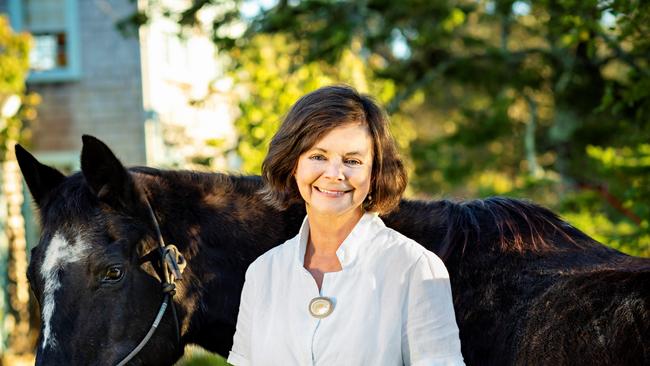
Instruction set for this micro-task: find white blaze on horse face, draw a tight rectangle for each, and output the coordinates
[40,232,89,350]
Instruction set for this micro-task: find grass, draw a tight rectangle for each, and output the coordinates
[174,345,230,366]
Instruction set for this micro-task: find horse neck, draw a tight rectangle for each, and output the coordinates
[143,171,297,252]
[142,171,304,351]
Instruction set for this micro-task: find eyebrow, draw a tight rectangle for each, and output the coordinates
[311,147,367,156]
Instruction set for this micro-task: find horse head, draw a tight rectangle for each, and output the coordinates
[17,136,185,365]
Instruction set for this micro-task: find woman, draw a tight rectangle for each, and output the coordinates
[228,85,464,365]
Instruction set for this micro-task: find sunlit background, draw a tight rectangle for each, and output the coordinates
[0,0,648,364]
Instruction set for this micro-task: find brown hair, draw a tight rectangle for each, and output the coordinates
[260,85,407,214]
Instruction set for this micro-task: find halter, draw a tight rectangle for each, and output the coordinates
[115,197,186,366]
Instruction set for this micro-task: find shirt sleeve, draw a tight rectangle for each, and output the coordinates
[402,252,465,366]
[227,263,257,366]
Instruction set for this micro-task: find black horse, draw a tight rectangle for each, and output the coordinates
[16,136,649,365]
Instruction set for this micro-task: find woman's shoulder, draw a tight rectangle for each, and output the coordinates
[373,220,424,253]
[385,226,450,278]
[371,219,445,271]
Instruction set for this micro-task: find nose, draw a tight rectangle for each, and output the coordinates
[323,159,345,180]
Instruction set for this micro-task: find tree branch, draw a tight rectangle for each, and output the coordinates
[577,182,643,226]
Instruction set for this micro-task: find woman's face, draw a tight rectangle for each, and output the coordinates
[294,123,373,220]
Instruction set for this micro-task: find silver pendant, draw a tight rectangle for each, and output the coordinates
[309,296,334,318]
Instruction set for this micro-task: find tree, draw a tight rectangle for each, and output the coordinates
[126,1,650,256]
[227,34,413,175]
[0,15,40,361]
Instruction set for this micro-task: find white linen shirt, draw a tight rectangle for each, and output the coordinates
[228,212,464,366]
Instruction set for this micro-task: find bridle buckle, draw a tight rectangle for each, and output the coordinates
[163,244,186,281]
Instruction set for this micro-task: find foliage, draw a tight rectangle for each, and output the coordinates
[0,15,38,359]
[129,1,650,256]
[0,15,37,160]
[174,345,229,366]
[227,34,414,175]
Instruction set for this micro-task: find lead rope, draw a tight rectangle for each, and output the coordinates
[115,198,186,366]
[115,296,170,366]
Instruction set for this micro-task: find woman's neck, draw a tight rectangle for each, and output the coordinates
[306,207,365,255]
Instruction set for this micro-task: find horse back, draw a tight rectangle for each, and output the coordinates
[382,198,649,365]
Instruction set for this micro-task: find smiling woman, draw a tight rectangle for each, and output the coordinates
[294,123,374,289]
[228,85,465,365]
[294,123,373,225]
[259,86,408,215]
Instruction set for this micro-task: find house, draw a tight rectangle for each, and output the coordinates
[2,0,237,169]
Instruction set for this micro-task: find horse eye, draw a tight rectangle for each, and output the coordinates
[102,265,124,283]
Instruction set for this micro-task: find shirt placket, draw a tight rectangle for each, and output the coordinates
[310,271,341,366]
[298,267,323,366]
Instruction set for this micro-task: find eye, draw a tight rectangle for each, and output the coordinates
[102,265,124,283]
[344,159,362,165]
[309,154,326,161]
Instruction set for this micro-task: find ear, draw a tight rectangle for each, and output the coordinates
[80,135,138,209]
[15,144,66,207]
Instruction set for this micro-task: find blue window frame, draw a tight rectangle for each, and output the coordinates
[8,0,81,82]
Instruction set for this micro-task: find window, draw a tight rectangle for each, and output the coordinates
[8,0,81,82]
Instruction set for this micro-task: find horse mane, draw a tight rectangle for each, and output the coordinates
[46,168,605,260]
[36,168,265,229]
[437,197,603,259]
[131,170,603,258]
[130,167,264,196]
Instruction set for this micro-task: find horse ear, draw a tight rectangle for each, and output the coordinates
[15,144,66,207]
[81,135,138,209]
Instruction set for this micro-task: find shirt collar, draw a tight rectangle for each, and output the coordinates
[296,211,381,269]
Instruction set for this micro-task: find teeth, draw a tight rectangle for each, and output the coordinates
[317,187,347,195]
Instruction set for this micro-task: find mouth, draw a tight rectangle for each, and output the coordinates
[314,186,352,196]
